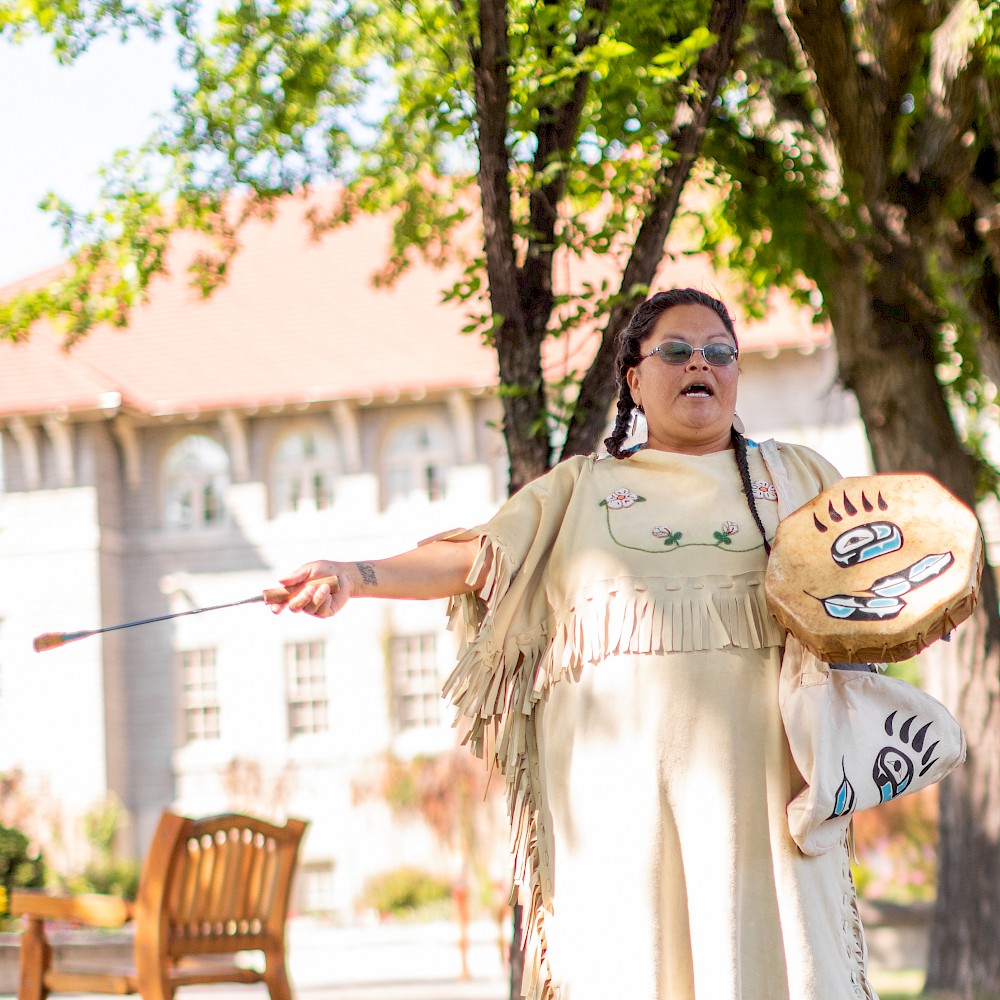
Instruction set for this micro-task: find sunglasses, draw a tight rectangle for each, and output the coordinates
[642,340,739,367]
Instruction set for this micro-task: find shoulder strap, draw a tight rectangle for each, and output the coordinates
[758,439,801,521]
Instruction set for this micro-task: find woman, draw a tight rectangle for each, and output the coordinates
[272,289,876,1000]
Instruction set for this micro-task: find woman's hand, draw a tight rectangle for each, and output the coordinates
[266,561,351,618]
[267,538,483,619]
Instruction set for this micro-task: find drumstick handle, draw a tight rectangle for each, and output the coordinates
[33,594,272,652]
[34,577,342,652]
[263,575,341,605]
[34,631,94,652]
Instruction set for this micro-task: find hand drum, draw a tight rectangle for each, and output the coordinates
[765,474,984,663]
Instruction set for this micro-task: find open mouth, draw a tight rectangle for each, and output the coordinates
[681,382,713,398]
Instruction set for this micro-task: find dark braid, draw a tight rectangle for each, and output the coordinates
[607,387,639,458]
[732,427,771,556]
[604,288,739,458]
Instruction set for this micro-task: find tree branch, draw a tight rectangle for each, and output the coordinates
[521,0,613,339]
[561,0,750,459]
[781,0,945,199]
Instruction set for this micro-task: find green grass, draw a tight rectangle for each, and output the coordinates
[869,968,924,999]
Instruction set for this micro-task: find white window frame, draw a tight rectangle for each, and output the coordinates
[285,640,329,736]
[390,632,443,732]
[272,428,339,515]
[297,860,336,915]
[178,647,221,743]
[382,419,452,508]
[163,435,230,529]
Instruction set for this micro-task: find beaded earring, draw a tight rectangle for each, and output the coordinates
[630,405,643,437]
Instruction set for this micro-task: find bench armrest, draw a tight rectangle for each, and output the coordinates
[10,890,133,928]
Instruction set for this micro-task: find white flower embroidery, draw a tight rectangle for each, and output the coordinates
[752,480,778,501]
[653,524,683,545]
[722,521,739,535]
[603,488,644,509]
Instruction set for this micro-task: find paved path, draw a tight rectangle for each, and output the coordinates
[275,918,510,1000]
[0,918,511,1000]
[0,914,922,1000]
[184,980,506,1000]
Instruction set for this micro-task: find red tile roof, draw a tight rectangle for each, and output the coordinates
[0,193,829,420]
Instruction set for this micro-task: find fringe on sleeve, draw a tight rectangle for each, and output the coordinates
[442,531,557,1000]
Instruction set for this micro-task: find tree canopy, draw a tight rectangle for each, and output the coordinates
[1,0,751,491]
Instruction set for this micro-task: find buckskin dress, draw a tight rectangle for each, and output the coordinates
[439,440,879,1000]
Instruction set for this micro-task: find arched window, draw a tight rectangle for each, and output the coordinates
[382,420,451,507]
[163,435,230,529]
[272,430,339,515]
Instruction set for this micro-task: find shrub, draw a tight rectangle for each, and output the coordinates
[852,787,939,903]
[359,866,452,917]
[55,794,141,901]
[65,859,141,901]
[0,823,45,928]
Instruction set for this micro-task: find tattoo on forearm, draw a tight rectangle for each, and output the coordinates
[356,561,378,586]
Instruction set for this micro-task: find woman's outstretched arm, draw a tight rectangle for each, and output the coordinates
[267,537,486,618]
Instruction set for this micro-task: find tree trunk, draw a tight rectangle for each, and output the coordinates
[827,256,1000,998]
[508,903,525,998]
[472,0,551,493]
[924,593,1000,998]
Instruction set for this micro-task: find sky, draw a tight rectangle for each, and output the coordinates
[0,31,179,286]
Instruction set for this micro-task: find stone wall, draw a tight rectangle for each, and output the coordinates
[0,929,134,995]
[858,899,932,972]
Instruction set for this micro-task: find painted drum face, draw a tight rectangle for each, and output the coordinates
[819,594,904,621]
[831,521,902,567]
[868,553,955,599]
[764,473,984,663]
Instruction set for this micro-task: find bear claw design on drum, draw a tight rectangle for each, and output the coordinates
[808,491,957,622]
[815,491,902,568]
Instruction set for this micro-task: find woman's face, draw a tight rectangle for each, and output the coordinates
[625,303,739,455]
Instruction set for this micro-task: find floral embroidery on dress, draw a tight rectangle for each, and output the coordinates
[601,488,645,509]
[752,480,778,501]
[652,525,683,546]
[713,521,739,546]
[599,491,767,554]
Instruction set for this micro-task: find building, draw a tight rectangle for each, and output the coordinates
[0,194,870,916]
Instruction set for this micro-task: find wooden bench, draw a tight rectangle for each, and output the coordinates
[11,811,308,1000]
